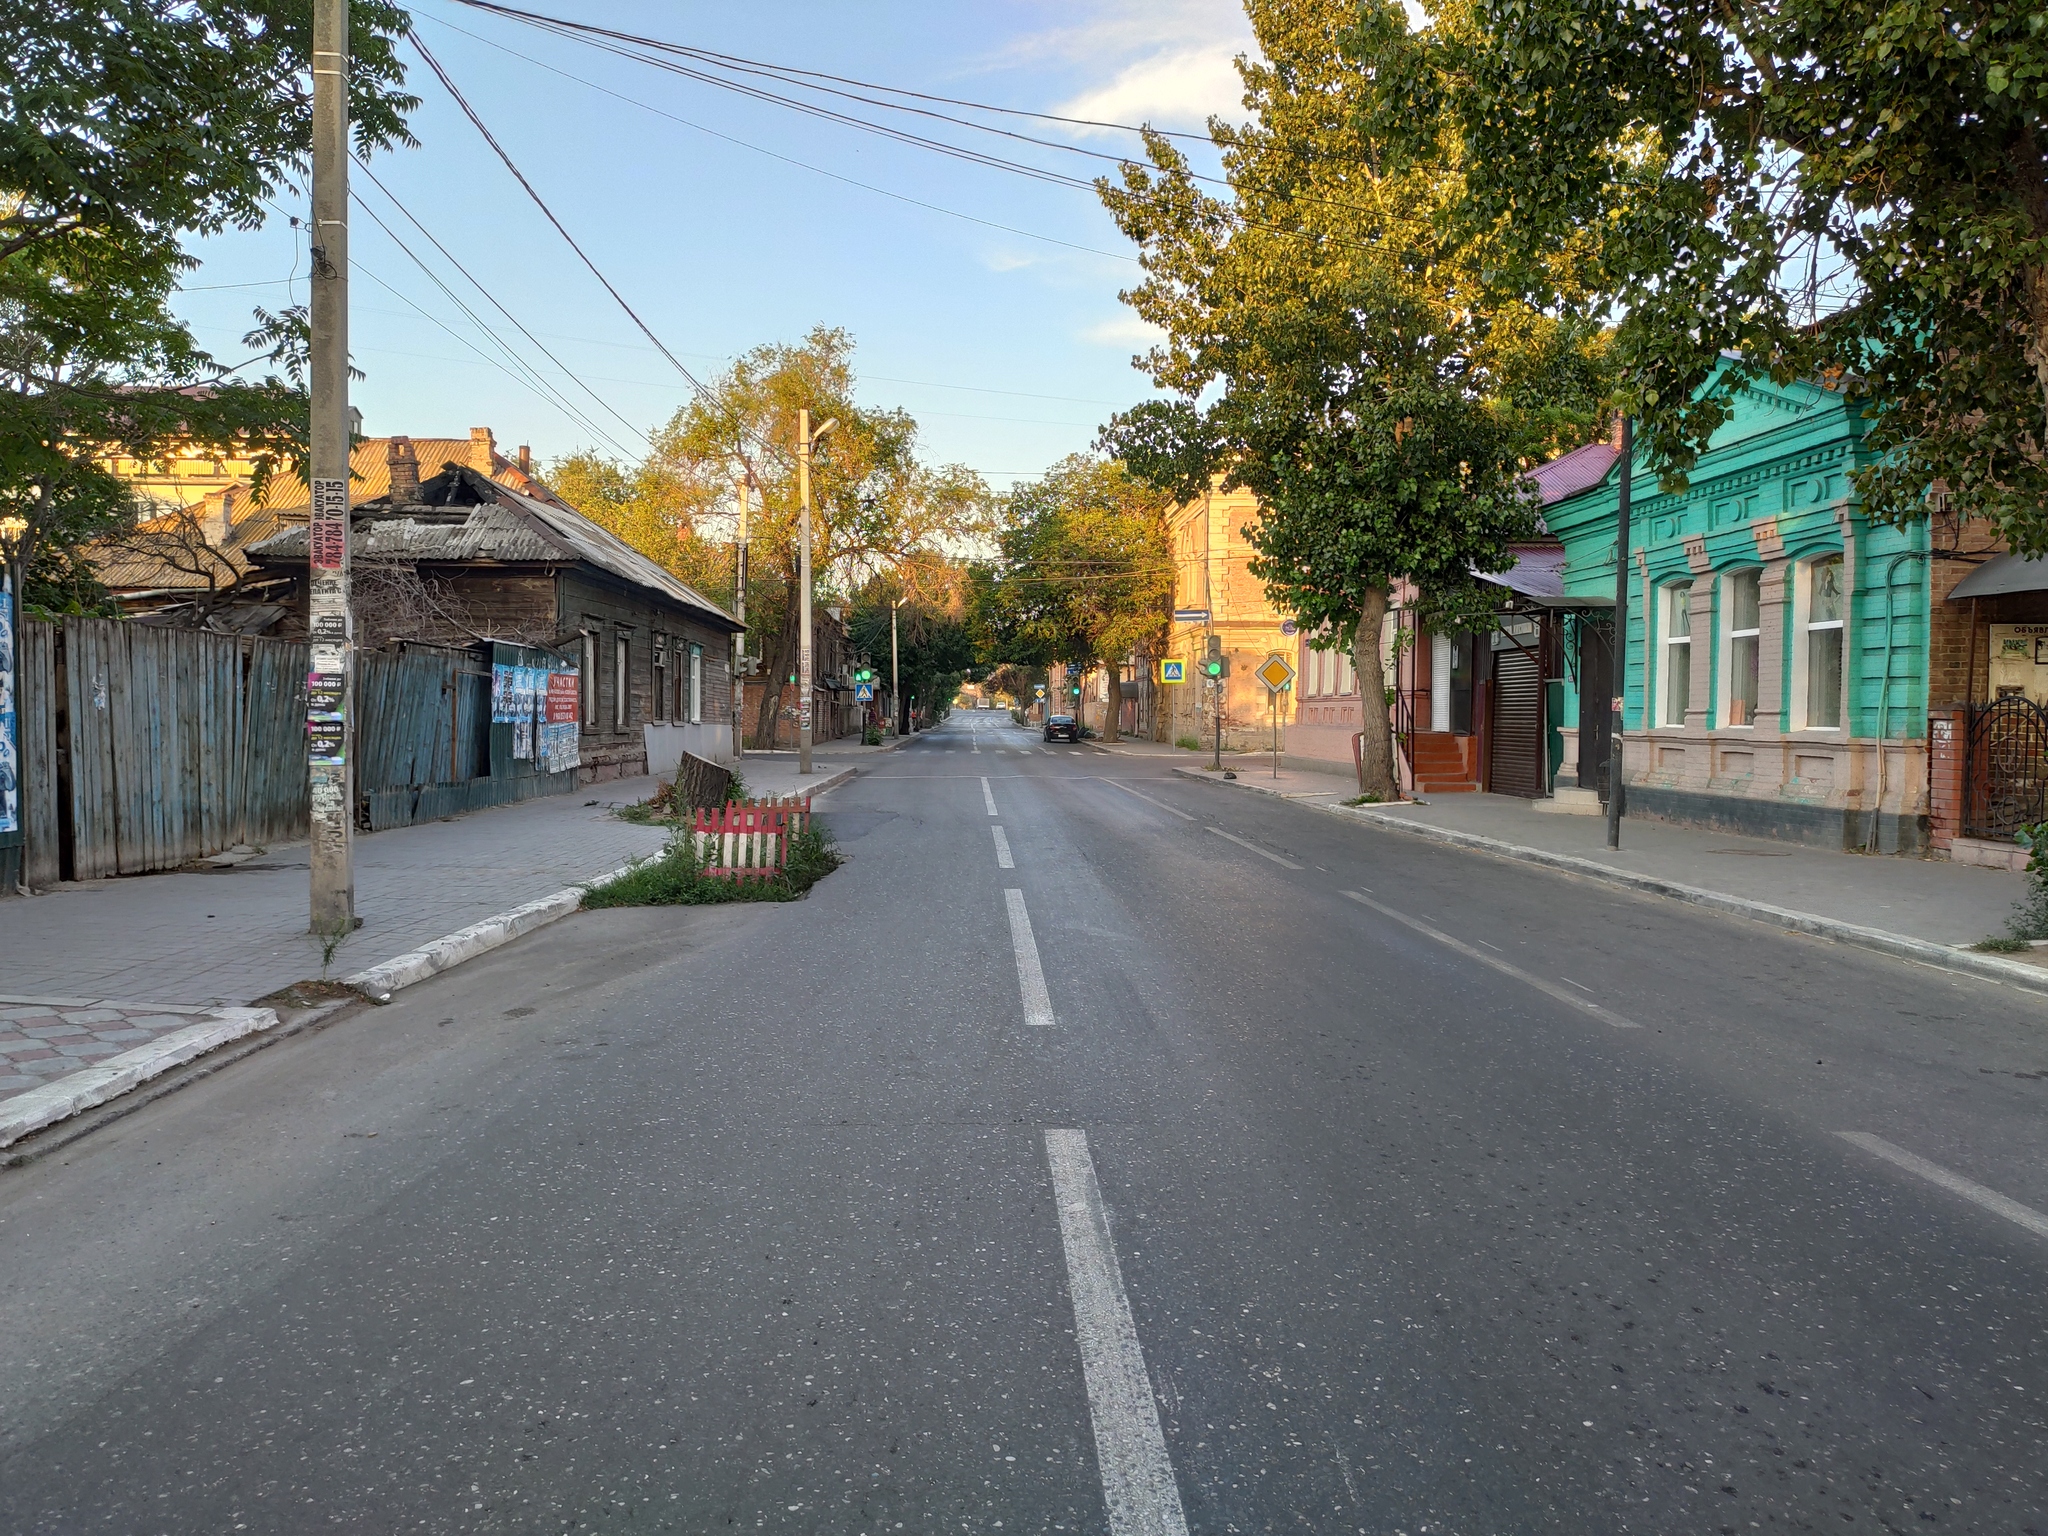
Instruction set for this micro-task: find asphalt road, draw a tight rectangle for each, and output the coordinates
[2,713,2045,1534]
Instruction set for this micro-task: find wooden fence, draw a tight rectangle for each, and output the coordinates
[10,622,577,885]
[690,796,810,879]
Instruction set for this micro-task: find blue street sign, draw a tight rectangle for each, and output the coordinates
[1158,659,1185,683]
[855,682,876,702]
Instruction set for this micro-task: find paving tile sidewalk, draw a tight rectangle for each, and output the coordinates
[0,739,883,1012]
[1167,759,2026,949]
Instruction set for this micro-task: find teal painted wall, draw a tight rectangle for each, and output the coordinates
[1547,370,1929,745]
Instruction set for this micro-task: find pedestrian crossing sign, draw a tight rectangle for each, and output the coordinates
[1157,659,1185,684]
[855,682,875,702]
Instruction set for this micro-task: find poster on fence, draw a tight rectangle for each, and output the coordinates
[0,589,17,835]
[544,671,580,774]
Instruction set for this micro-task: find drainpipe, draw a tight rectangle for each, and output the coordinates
[1869,548,1928,853]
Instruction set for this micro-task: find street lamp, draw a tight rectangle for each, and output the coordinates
[797,409,837,775]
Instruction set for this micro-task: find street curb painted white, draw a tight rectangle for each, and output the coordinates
[1172,766,2048,998]
[0,1007,278,1148]
[347,766,861,1000]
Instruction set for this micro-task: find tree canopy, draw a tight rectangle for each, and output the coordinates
[1376,0,2048,548]
[1097,0,1607,791]
[970,455,1172,743]
[0,0,419,612]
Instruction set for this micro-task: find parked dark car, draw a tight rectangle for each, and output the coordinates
[1044,714,1079,743]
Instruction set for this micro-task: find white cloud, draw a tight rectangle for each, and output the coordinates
[1080,314,1166,346]
[1059,44,1246,134]
[983,249,1042,272]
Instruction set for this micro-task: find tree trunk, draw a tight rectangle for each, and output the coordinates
[1352,586,1399,799]
[754,598,796,749]
[1103,666,1122,743]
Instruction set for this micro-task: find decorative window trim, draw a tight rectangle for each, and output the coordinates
[1658,581,1693,728]
[1718,568,1761,731]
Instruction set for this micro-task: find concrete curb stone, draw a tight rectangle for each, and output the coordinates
[1170,766,2048,999]
[0,1006,278,1148]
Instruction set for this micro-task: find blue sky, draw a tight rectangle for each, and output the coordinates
[174,0,1258,491]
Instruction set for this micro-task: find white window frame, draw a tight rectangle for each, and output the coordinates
[1789,554,1847,732]
[651,635,669,723]
[1718,569,1761,730]
[689,645,704,724]
[1657,581,1693,728]
[613,633,629,731]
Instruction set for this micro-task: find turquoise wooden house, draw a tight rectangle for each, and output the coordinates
[1546,367,1932,853]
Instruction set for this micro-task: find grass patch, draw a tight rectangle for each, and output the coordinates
[1174,735,1200,751]
[1342,792,1385,807]
[581,824,841,908]
[1972,935,2031,954]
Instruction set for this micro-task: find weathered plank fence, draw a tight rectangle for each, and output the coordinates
[8,621,579,888]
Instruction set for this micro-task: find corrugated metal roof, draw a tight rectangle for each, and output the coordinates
[247,464,741,630]
[1947,553,2048,600]
[1525,441,1619,506]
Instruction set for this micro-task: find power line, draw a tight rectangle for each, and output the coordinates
[416,9,1139,265]
[352,157,653,452]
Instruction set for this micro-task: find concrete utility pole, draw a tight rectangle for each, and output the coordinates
[1606,416,1632,850]
[307,0,355,934]
[732,472,749,759]
[796,411,836,774]
[890,597,901,735]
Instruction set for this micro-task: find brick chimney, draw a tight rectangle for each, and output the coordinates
[469,426,497,472]
[208,485,238,544]
[1607,414,1628,452]
[516,444,532,475]
[386,435,421,505]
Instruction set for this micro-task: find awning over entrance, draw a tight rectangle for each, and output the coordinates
[1947,553,2048,600]
[1473,546,1616,608]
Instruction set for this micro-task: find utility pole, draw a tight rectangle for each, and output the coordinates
[890,597,901,736]
[1606,416,1632,850]
[732,472,749,759]
[307,0,354,934]
[796,410,837,775]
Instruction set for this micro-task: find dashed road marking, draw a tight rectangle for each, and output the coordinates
[1043,1129,1189,1536]
[1342,891,1641,1029]
[1205,826,1301,868]
[982,776,999,815]
[1005,889,1055,1028]
[1837,1132,2048,1240]
[1096,779,1196,821]
[993,825,1014,869]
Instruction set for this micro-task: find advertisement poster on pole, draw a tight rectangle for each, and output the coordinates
[0,588,17,835]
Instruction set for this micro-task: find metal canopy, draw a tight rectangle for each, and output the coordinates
[1946,553,2048,601]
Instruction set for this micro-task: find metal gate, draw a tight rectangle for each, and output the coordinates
[1963,695,2048,840]
[1489,646,1545,798]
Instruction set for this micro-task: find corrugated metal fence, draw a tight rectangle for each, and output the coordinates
[12,621,575,885]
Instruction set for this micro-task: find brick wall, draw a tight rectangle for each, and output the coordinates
[1928,706,1964,850]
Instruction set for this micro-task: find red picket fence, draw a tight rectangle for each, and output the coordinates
[690,796,811,879]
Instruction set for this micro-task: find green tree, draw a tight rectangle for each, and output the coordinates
[1,0,418,610]
[972,455,1173,744]
[610,327,990,746]
[1385,0,2048,547]
[1097,0,1606,794]
[544,449,735,610]
[849,569,977,734]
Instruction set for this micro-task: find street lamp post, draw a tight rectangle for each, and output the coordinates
[732,470,749,759]
[1606,416,1632,850]
[797,409,837,776]
[890,597,901,736]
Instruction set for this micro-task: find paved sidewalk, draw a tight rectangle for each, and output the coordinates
[1169,761,2027,949]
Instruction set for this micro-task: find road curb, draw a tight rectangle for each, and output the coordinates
[1171,767,2048,998]
[0,1006,279,1149]
[348,766,861,1000]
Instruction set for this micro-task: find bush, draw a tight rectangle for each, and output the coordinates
[581,824,840,907]
[862,725,883,745]
[1174,734,1200,751]
[2005,822,2048,940]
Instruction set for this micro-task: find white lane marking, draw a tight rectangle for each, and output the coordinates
[1039,747,1053,755]
[1342,890,1641,1029]
[982,776,999,815]
[993,825,1015,869]
[1837,1132,2048,1240]
[1005,888,1055,1028]
[1096,778,1196,821]
[1205,826,1301,868]
[1043,1129,1190,1536]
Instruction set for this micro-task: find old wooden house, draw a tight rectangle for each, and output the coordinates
[248,438,741,781]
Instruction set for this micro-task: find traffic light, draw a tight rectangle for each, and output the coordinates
[1203,634,1228,680]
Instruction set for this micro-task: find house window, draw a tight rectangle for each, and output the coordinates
[1803,554,1845,729]
[1723,570,1760,727]
[613,634,629,730]
[652,637,669,723]
[580,630,597,727]
[1660,582,1693,727]
[689,645,704,724]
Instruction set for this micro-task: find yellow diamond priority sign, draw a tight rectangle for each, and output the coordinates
[1256,652,1296,693]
